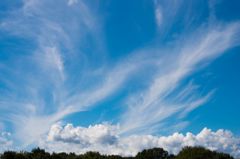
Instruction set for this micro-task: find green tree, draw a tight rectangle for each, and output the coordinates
[1,151,17,159]
[30,147,50,159]
[136,148,170,159]
[175,146,233,159]
[81,151,103,159]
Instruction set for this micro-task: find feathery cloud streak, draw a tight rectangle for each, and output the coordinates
[120,23,240,134]
[0,0,136,145]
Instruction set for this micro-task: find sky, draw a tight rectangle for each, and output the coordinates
[0,0,240,157]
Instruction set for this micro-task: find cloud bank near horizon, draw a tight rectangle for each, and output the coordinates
[36,123,240,158]
[0,132,13,152]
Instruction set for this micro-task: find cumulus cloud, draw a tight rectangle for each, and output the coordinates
[0,132,13,152]
[39,123,240,158]
[47,123,118,145]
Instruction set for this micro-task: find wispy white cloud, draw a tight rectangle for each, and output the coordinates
[154,2,163,29]
[120,22,240,135]
[35,46,65,80]
[39,123,240,158]
[67,0,78,6]
[0,0,144,146]
[153,0,182,34]
[0,0,111,146]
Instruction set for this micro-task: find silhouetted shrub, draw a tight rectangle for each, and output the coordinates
[136,148,173,159]
[0,146,234,159]
[175,146,233,159]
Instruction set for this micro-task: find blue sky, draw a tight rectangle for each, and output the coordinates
[0,0,240,157]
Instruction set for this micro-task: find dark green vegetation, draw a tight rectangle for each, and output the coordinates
[0,146,234,159]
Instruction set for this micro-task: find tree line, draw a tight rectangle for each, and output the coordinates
[0,146,234,159]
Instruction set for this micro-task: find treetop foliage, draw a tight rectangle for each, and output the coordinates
[0,146,234,159]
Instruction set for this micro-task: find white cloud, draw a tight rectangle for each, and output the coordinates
[154,4,163,28]
[120,22,240,135]
[0,0,240,152]
[68,0,78,6]
[0,122,4,131]
[0,132,13,152]
[39,123,240,158]
[0,0,111,147]
[47,122,118,145]
[36,46,65,80]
